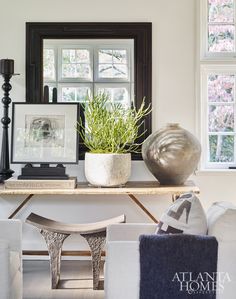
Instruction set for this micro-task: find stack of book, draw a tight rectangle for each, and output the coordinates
[4,177,77,189]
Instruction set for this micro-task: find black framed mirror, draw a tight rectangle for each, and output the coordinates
[26,22,152,160]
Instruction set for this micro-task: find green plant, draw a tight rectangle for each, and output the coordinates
[77,93,151,154]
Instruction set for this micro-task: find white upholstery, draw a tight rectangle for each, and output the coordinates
[0,220,22,299]
[105,224,156,299]
[207,202,236,299]
[105,241,140,299]
[105,205,236,299]
[0,240,9,299]
[107,223,157,242]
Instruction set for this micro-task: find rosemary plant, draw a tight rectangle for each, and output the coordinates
[77,93,151,154]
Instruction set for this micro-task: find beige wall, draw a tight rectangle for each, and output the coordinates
[0,0,235,253]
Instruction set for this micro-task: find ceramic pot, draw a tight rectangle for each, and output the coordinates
[85,153,131,187]
[142,123,201,185]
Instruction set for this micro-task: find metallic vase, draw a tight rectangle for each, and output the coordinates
[142,123,201,185]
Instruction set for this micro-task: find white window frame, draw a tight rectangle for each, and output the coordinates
[200,64,236,169]
[199,0,236,170]
[200,0,236,60]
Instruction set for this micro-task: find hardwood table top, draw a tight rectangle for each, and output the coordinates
[0,180,199,196]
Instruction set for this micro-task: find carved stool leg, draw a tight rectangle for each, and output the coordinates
[40,229,69,289]
[81,231,106,290]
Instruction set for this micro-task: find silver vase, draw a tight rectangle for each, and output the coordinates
[142,123,201,185]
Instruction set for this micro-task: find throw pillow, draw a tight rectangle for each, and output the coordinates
[156,193,207,235]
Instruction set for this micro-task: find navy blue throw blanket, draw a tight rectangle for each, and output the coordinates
[139,234,218,299]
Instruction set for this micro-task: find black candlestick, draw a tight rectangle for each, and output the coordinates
[0,59,14,75]
[0,73,14,181]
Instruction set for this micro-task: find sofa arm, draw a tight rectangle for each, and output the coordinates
[0,240,10,299]
[105,241,140,299]
[0,220,22,299]
[0,220,22,252]
[107,223,157,242]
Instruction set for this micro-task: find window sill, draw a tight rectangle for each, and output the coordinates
[195,169,236,176]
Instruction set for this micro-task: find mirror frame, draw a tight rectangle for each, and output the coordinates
[26,22,152,160]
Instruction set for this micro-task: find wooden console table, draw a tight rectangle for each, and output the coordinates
[0,180,199,256]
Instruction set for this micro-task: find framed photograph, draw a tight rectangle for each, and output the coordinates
[11,103,79,164]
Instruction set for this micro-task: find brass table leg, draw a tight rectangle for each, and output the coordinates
[171,193,181,203]
[127,193,159,223]
[8,194,34,219]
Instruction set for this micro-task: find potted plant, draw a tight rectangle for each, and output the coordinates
[78,93,151,187]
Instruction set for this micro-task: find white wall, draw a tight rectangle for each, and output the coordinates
[0,0,235,254]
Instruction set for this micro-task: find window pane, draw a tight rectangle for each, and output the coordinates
[76,87,91,102]
[208,74,234,102]
[96,86,130,107]
[62,87,76,102]
[62,64,91,79]
[62,49,76,63]
[208,105,234,132]
[99,64,128,79]
[62,50,70,63]
[76,64,91,79]
[99,49,127,64]
[61,86,91,102]
[62,64,77,78]
[61,49,91,79]
[209,135,234,162]
[99,50,113,63]
[43,49,55,80]
[112,50,127,63]
[113,64,128,78]
[98,49,128,79]
[99,64,113,78]
[208,0,234,23]
[76,50,90,63]
[208,25,234,52]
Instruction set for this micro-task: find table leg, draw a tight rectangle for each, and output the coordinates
[171,193,181,203]
[8,194,34,219]
[127,193,159,223]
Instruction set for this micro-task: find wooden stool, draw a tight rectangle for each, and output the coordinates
[26,213,125,290]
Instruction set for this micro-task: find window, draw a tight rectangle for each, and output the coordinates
[200,0,236,169]
[202,0,236,57]
[43,39,134,108]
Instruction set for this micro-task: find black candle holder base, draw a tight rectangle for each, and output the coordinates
[0,168,14,182]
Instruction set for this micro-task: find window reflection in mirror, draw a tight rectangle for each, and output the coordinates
[43,39,134,109]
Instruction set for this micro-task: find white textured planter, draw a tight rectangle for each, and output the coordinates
[85,153,131,187]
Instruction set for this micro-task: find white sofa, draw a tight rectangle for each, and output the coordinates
[105,206,236,299]
[105,224,156,299]
[0,219,22,299]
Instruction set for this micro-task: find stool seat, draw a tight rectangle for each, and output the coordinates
[26,212,125,290]
[26,213,126,234]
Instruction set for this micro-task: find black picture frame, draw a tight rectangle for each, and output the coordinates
[26,22,152,160]
[11,103,79,164]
